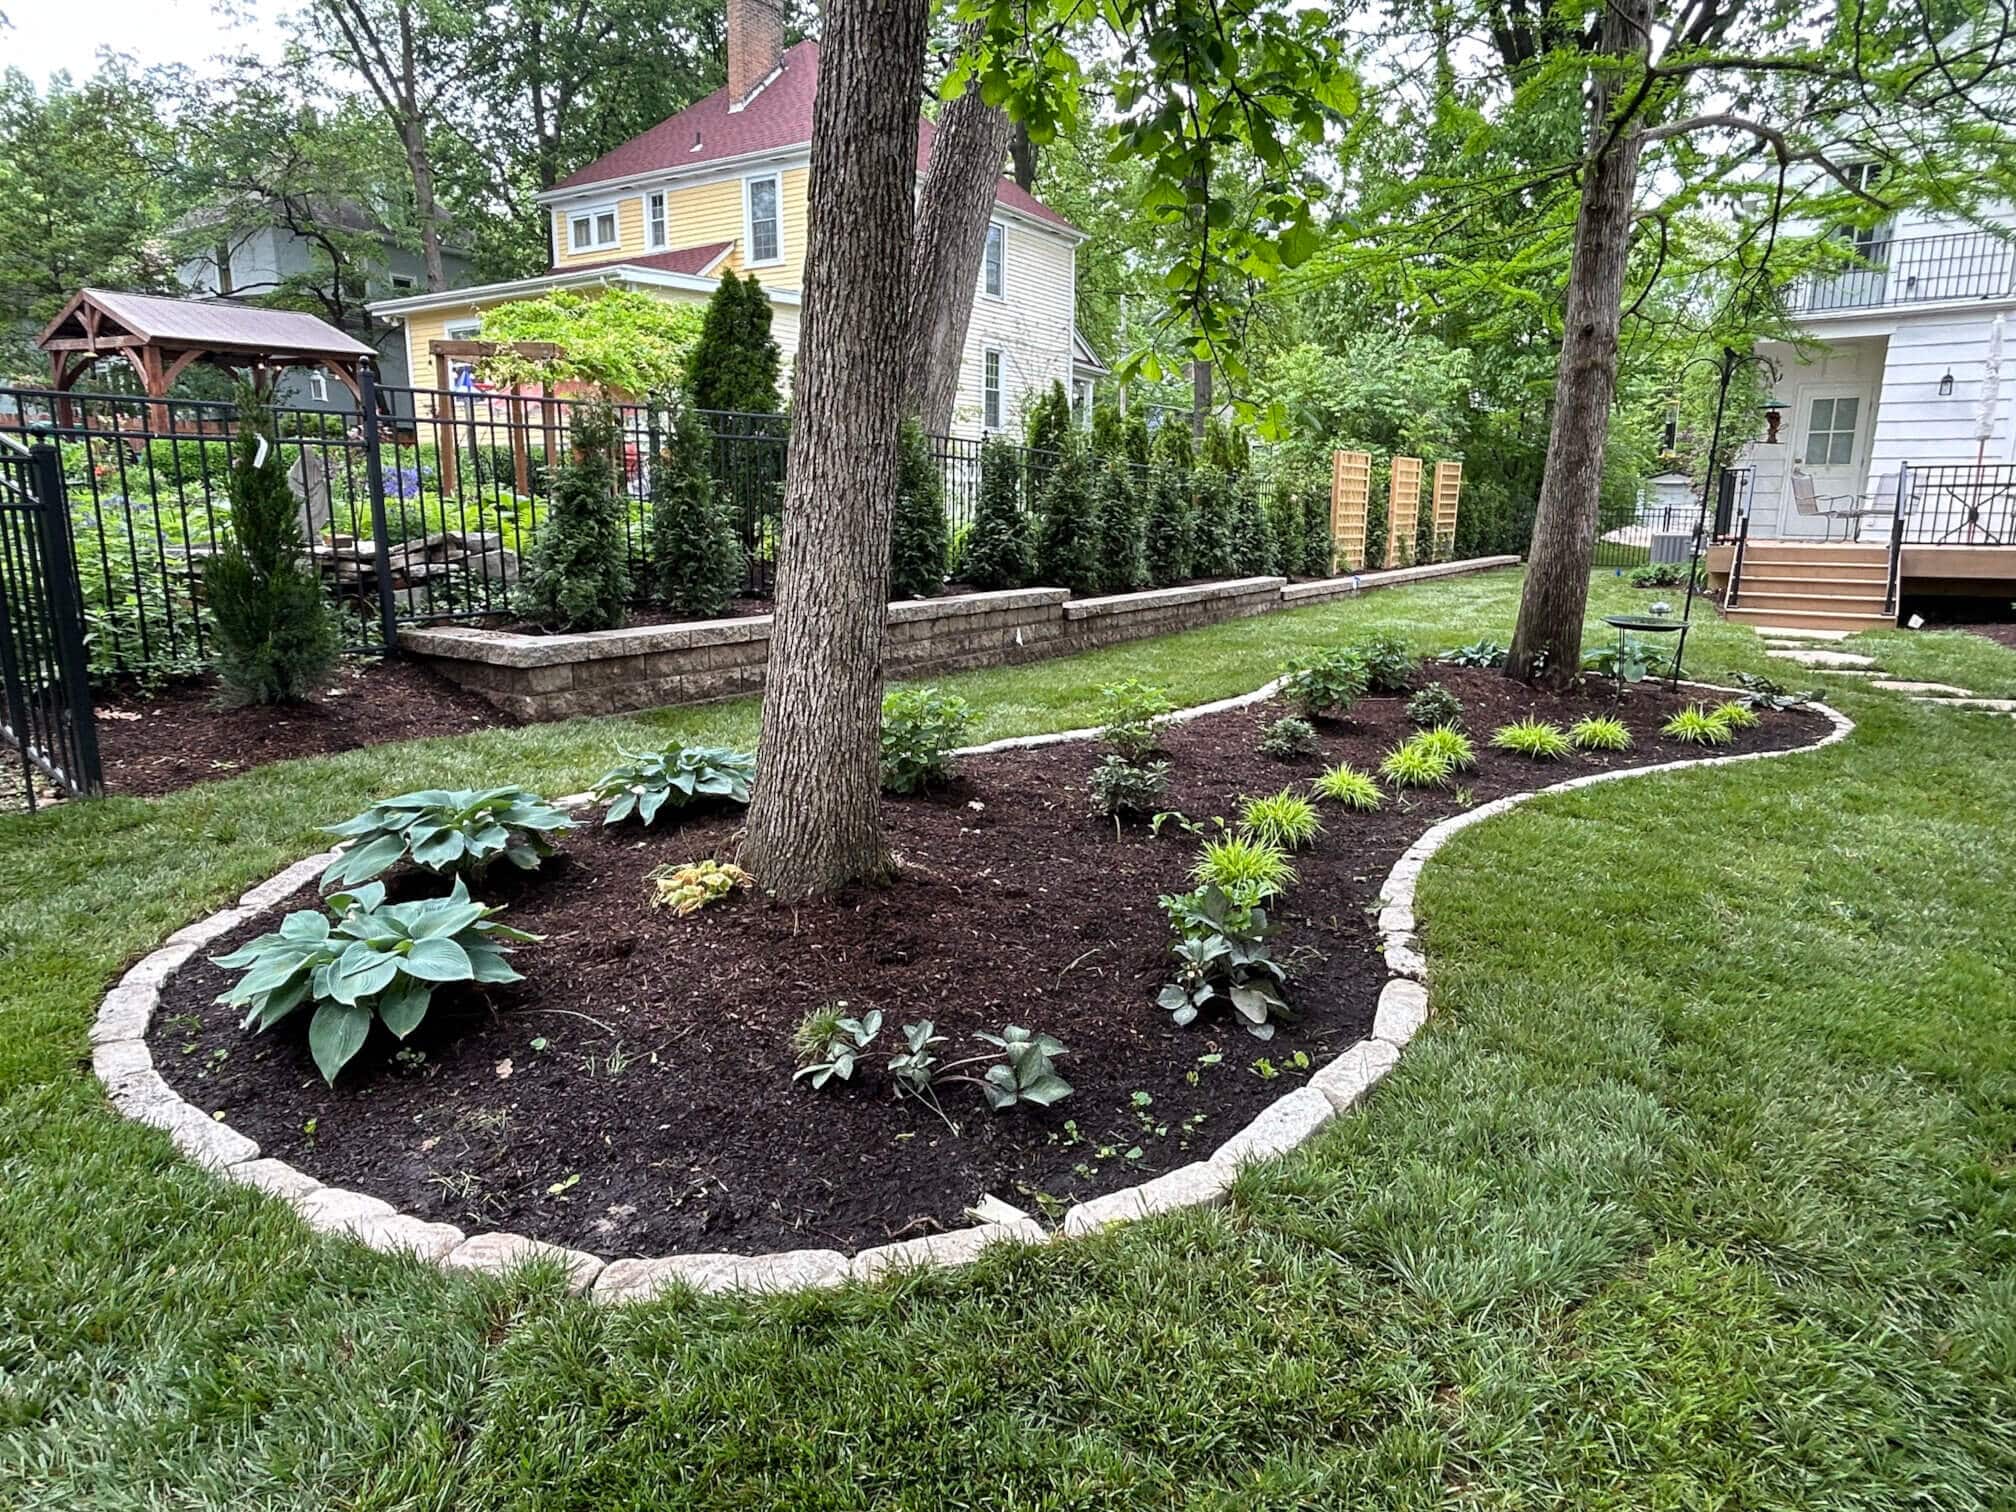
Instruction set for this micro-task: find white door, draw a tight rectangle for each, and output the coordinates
[1786,385,1869,537]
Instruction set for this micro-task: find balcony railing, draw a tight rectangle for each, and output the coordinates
[1790,230,2016,314]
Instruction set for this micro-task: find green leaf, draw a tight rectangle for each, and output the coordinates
[402,937,474,982]
[411,901,486,941]
[322,834,405,890]
[308,999,372,1083]
[376,977,433,1039]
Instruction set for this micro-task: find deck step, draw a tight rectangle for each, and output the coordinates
[1730,591,1889,615]
[1728,605,1895,633]
[1738,571,1890,591]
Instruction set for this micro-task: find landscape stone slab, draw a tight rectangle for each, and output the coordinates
[90,981,158,1044]
[1924,696,2016,711]
[1062,1163,1230,1236]
[351,1214,468,1262]
[1210,1087,1334,1170]
[225,1157,322,1201]
[1372,978,1431,1048]
[91,1038,152,1086]
[600,1248,849,1299]
[295,1186,398,1235]
[1766,649,1876,668]
[850,1220,1047,1280]
[164,1108,259,1171]
[1869,680,1973,696]
[445,1230,605,1292]
[967,1194,1034,1226]
[1310,1037,1402,1112]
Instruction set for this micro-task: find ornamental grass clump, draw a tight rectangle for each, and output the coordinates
[1570,715,1633,752]
[593,745,755,825]
[880,686,974,793]
[1312,762,1383,811]
[1491,718,1573,760]
[321,787,576,890]
[1259,716,1319,759]
[1192,831,1296,903]
[1663,705,1735,745]
[1412,724,1476,772]
[1380,735,1455,788]
[1238,789,1323,850]
[1712,699,1760,730]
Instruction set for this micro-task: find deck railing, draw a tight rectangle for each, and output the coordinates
[1789,230,2016,314]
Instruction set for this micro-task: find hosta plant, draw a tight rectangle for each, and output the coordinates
[321,787,575,890]
[1280,648,1369,719]
[1379,736,1454,788]
[1158,884,1293,1040]
[1570,715,1632,752]
[1585,634,1654,685]
[1089,755,1170,817]
[646,860,751,915]
[1411,724,1476,772]
[1438,638,1508,669]
[1491,718,1573,760]
[214,879,536,1083]
[1193,831,1296,902]
[1406,683,1463,728]
[1732,672,1812,711]
[1238,789,1323,849]
[881,686,975,794]
[793,1004,882,1089]
[594,745,755,826]
[1259,715,1320,759]
[1312,762,1383,810]
[972,1026,1074,1110]
[795,1011,1073,1113]
[1098,678,1175,763]
[1663,705,1735,745]
[1712,699,1760,730]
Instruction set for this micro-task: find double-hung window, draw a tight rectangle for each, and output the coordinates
[983,223,1005,298]
[983,348,1004,431]
[746,174,781,265]
[647,192,668,250]
[567,203,620,254]
[1803,395,1860,466]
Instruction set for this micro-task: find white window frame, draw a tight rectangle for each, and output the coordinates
[388,273,417,291]
[743,173,783,267]
[982,347,1004,431]
[443,317,483,341]
[1800,390,1863,468]
[1073,377,1094,424]
[306,370,329,403]
[565,202,622,254]
[646,191,668,250]
[982,222,1005,299]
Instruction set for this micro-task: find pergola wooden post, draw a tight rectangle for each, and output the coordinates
[1386,456,1424,569]
[1330,449,1371,572]
[1431,461,1464,562]
[426,339,567,501]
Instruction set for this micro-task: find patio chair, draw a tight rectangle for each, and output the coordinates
[1789,468,1881,541]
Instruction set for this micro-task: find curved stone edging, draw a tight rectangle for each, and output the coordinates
[89,683,1854,1302]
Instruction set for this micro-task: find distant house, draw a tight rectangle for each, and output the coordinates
[178,203,475,409]
[367,1,1106,436]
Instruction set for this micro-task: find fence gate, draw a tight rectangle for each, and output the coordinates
[0,440,101,813]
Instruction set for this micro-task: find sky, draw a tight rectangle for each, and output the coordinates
[4,0,283,84]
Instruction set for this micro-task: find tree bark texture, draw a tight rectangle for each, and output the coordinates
[1506,0,1652,687]
[740,0,929,900]
[902,29,1014,433]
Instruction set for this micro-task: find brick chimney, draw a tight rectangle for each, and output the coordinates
[726,0,784,110]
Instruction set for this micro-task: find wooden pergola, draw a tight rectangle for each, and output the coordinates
[37,289,376,420]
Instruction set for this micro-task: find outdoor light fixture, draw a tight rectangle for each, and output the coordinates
[1939,370,1955,396]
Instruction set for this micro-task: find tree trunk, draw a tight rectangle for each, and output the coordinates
[1505,0,1652,687]
[740,0,929,900]
[902,27,1013,433]
[401,118,448,291]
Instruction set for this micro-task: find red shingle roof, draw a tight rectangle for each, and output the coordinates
[552,40,1076,234]
[543,242,736,278]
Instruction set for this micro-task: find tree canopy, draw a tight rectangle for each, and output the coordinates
[477,288,704,398]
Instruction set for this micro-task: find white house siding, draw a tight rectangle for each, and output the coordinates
[948,220,1077,441]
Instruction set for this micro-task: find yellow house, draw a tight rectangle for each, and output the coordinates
[368,3,1105,436]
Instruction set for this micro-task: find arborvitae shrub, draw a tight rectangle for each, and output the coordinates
[650,402,743,616]
[205,392,341,704]
[1265,481,1305,574]
[1023,379,1073,502]
[963,435,1031,590]
[1229,476,1277,576]
[1202,415,1248,476]
[1093,457,1147,592]
[525,398,632,631]
[1191,462,1236,578]
[1090,402,1126,462]
[688,270,781,413]
[1143,459,1194,587]
[1034,433,1098,593]
[1301,487,1334,576]
[1152,419,1193,473]
[1123,411,1152,467]
[889,418,948,600]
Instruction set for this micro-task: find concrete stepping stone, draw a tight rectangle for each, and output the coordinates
[1913,696,2016,711]
[1754,626,1853,641]
[1870,680,1974,696]
[1767,649,1877,668]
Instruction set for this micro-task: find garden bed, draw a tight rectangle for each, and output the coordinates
[148,666,1826,1257]
[94,659,512,799]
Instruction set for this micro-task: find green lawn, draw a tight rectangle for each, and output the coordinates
[4,569,2013,1508]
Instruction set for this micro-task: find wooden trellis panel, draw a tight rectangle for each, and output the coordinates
[1432,460,1463,560]
[1330,449,1371,571]
[1386,455,1423,568]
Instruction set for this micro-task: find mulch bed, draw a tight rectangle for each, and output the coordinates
[149,667,1827,1257]
[94,660,511,800]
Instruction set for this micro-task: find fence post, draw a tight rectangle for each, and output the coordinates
[357,361,402,656]
[29,442,102,795]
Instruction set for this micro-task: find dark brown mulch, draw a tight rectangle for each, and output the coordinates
[1959,621,2016,652]
[150,669,1828,1257]
[93,660,511,800]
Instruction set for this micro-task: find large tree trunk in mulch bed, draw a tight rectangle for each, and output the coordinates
[153,668,1828,1256]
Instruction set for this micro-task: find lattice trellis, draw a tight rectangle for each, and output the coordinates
[1432,460,1463,560]
[1330,449,1371,571]
[1386,456,1423,568]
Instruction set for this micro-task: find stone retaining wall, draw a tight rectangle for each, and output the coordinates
[405,556,1520,722]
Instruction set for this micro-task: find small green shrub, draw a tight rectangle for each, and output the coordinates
[1663,705,1734,745]
[593,746,756,825]
[1192,831,1296,902]
[1712,699,1760,729]
[650,403,744,618]
[1629,561,1685,587]
[963,436,1031,590]
[1439,639,1508,669]
[1092,458,1148,593]
[1142,459,1194,587]
[1312,762,1383,810]
[1348,630,1417,693]
[214,878,536,1084]
[1089,755,1170,816]
[881,686,975,794]
[1238,789,1323,850]
[1569,715,1632,751]
[646,860,752,915]
[1157,884,1293,1040]
[793,1004,882,1088]
[321,787,576,890]
[1380,737,1455,787]
[1407,683,1463,728]
[1732,672,1812,711]
[889,418,948,600]
[524,398,632,632]
[1033,434,1099,593]
[1259,716,1320,760]
[1412,724,1476,772]
[1098,678,1175,762]
[1491,717,1573,759]
[1282,648,1370,719]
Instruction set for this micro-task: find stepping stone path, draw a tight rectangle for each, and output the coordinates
[1750,626,2013,721]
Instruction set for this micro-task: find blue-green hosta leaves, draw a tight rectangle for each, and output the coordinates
[592,745,756,826]
[321,787,575,890]
[212,878,539,1083]
[974,1026,1074,1110]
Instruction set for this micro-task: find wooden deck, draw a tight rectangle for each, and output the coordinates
[1704,540,2016,632]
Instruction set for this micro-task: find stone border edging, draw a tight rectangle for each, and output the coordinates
[90,681,1853,1303]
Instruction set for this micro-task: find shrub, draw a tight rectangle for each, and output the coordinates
[1033,434,1099,593]
[1098,678,1175,762]
[204,393,341,704]
[593,745,756,825]
[1380,737,1455,787]
[1260,716,1320,759]
[321,787,576,890]
[1570,715,1632,751]
[1628,560,1685,587]
[1190,462,1236,578]
[214,878,536,1084]
[793,1004,882,1088]
[889,418,949,600]
[795,1008,1072,1110]
[1152,418,1193,473]
[1298,487,1332,576]
[1142,460,1194,587]
[881,686,975,793]
[1312,762,1383,810]
[1407,683,1463,728]
[647,860,752,915]
[1663,705,1734,745]
[1712,698,1760,729]
[524,398,632,631]
[1491,717,1573,759]
[649,402,743,617]
[1157,884,1292,1040]
[1282,648,1370,720]
[1439,639,1508,669]
[1092,457,1148,592]
[963,436,1031,590]
[1732,672,1812,711]
[1412,724,1477,772]
[1349,630,1417,693]
[688,268,782,412]
[1192,831,1296,902]
[1239,789,1323,849]
[1228,477,1277,575]
[1585,634,1655,686]
[1090,755,1170,817]
[1023,379,1073,499]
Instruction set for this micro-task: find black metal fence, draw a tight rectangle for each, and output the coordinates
[1593,484,1708,572]
[0,439,101,812]
[1897,461,2016,545]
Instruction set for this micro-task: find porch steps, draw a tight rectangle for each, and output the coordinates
[1732,605,1894,633]
[1725,539,1894,630]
